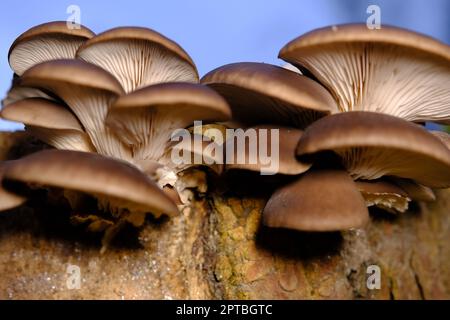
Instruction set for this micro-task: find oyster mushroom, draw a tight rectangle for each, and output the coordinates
[20,59,131,160]
[2,149,178,250]
[296,112,450,188]
[355,180,410,213]
[105,82,231,181]
[9,21,94,76]
[201,62,338,128]
[0,162,26,211]
[389,178,436,202]
[2,75,55,107]
[1,98,95,152]
[431,130,450,149]
[77,27,199,93]
[263,170,369,231]
[279,24,450,124]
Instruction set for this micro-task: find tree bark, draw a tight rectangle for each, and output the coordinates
[0,132,449,299]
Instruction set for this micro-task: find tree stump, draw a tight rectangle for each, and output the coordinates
[0,132,449,299]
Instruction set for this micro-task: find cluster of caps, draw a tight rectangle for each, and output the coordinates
[0,22,449,246]
[201,24,450,231]
[0,21,232,247]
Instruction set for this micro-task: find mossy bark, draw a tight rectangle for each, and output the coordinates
[0,132,449,299]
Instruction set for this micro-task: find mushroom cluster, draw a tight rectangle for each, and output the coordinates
[1,22,450,249]
[0,21,231,250]
[202,24,450,232]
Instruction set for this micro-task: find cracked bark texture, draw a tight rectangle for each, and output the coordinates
[0,132,449,299]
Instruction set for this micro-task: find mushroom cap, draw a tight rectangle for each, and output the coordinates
[109,82,230,119]
[76,27,199,92]
[78,26,195,67]
[296,112,450,188]
[9,21,95,75]
[263,170,369,231]
[225,125,311,175]
[1,98,83,131]
[20,59,129,159]
[280,24,450,61]
[201,62,338,128]
[355,180,410,213]
[390,178,436,202]
[431,130,450,149]
[0,98,95,152]
[106,82,231,162]
[20,59,124,95]
[0,162,26,211]
[279,24,450,124]
[2,80,55,107]
[3,150,178,217]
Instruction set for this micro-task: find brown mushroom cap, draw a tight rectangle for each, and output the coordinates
[390,178,436,202]
[20,59,123,94]
[296,112,450,188]
[355,180,410,213]
[0,162,26,211]
[3,150,178,217]
[431,130,450,149]
[225,125,311,175]
[9,21,94,76]
[76,27,199,93]
[201,62,338,129]
[20,59,130,160]
[263,170,369,231]
[106,82,231,163]
[279,24,450,124]
[1,98,95,152]
[2,81,55,107]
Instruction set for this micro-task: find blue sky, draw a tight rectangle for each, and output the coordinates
[1,0,449,130]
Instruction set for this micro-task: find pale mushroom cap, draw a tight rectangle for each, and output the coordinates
[3,150,178,217]
[225,125,311,175]
[0,162,26,211]
[279,24,450,124]
[355,180,410,213]
[20,59,129,159]
[2,83,55,107]
[78,26,195,67]
[9,21,95,76]
[263,170,369,231]
[20,59,124,95]
[201,62,338,128]
[296,112,450,188]
[77,27,199,92]
[1,98,95,152]
[1,98,83,131]
[106,82,231,162]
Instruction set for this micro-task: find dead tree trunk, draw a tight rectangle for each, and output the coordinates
[0,132,449,299]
